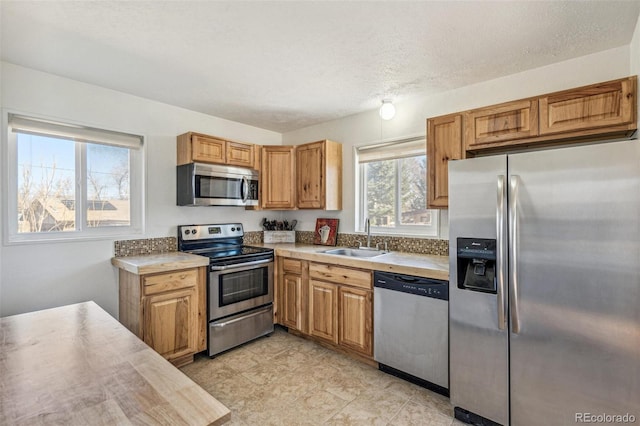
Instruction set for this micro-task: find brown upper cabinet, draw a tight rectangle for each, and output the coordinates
[261,145,296,209]
[258,140,343,211]
[539,77,636,136]
[177,132,255,168]
[296,140,342,210]
[426,114,464,209]
[465,99,539,150]
[426,76,637,209]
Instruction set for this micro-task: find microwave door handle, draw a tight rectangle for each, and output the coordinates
[241,176,249,202]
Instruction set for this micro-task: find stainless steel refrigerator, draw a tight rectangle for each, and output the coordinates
[449,140,640,426]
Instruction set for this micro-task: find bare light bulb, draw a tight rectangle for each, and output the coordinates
[379,100,396,120]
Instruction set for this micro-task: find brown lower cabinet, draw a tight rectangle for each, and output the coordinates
[118,267,207,367]
[338,286,373,355]
[281,272,304,331]
[308,280,339,344]
[277,257,373,358]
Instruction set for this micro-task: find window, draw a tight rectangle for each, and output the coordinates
[5,113,144,242]
[356,137,438,236]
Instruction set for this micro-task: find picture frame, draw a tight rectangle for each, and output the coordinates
[313,218,339,246]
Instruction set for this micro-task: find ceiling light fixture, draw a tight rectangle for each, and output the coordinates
[379,99,396,120]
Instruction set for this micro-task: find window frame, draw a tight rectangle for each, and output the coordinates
[355,136,439,238]
[3,111,145,244]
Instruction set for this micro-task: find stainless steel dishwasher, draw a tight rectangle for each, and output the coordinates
[373,271,449,396]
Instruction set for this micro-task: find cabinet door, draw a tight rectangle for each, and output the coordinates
[465,99,538,148]
[192,135,226,164]
[296,141,324,209]
[339,286,372,356]
[539,77,636,135]
[427,114,463,209]
[226,141,254,167]
[261,146,296,209]
[282,273,303,331]
[143,287,197,361]
[308,280,338,344]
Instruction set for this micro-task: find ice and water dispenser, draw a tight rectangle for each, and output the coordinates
[456,238,497,293]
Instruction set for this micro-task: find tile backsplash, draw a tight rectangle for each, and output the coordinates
[243,231,264,245]
[299,231,449,256]
[248,231,448,256]
[114,237,177,257]
[115,231,449,257]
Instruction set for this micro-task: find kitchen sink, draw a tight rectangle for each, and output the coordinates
[322,248,390,258]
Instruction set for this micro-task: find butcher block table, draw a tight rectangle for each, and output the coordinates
[0,301,230,425]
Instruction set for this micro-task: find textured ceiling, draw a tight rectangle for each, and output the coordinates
[2,1,640,133]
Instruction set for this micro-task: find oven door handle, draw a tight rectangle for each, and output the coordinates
[210,305,273,328]
[210,258,273,271]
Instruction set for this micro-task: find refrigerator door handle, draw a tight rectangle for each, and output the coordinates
[496,175,508,330]
[509,175,521,334]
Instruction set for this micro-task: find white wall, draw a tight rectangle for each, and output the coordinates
[282,46,632,240]
[0,62,282,317]
[631,12,640,124]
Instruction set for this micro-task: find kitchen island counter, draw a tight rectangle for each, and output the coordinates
[0,301,230,425]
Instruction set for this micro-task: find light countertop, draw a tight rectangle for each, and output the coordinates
[111,252,209,275]
[256,243,449,281]
[111,244,449,281]
[0,301,230,425]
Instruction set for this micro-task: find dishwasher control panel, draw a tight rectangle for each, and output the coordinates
[374,271,448,301]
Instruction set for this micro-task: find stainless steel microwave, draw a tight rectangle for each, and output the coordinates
[177,162,259,206]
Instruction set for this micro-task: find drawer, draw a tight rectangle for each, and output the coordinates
[282,258,302,274]
[143,269,198,296]
[309,263,372,290]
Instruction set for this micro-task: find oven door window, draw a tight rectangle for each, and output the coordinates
[219,267,269,306]
[196,175,242,200]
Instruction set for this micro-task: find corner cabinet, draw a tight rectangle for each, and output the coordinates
[296,140,342,210]
[261,146,296,209]
[116,266,207,367]
[177,132,255,169]
[426,113,464,209]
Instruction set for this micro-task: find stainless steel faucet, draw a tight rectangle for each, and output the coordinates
[365,218,371,248]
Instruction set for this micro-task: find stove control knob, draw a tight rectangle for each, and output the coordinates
[184,229,190,235]
[231,227,235,232]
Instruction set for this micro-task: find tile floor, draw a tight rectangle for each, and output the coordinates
[180,327,464,425]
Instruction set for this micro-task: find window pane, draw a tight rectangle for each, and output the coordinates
[365,160,396,227]
[86,144,130,227]
[16,133,76,233]
[400,155,432,226]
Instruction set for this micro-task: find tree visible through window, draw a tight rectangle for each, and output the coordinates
[8,114,143,242]
[357,138,438,236]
